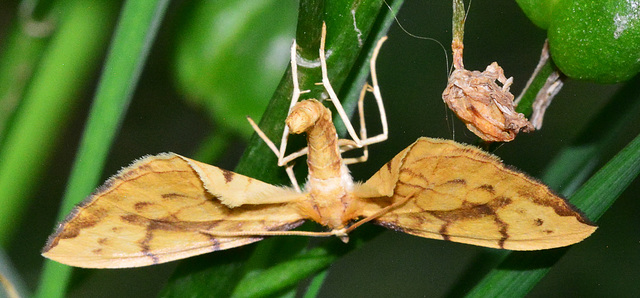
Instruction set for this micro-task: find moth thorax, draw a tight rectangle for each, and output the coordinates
[305,164,354,229]
[306,164,354,193]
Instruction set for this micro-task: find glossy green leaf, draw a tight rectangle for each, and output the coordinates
[159,0,404,296]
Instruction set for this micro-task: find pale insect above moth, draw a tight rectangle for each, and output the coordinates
[442,0,533,142]
[43,23,596,269]
[442,0,566,142]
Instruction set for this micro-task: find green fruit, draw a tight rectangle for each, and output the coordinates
[548,0,640,83]
[516,0,561,29]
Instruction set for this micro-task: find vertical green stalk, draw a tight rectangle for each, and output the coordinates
[35,1,169,297]
[451,0,465,69]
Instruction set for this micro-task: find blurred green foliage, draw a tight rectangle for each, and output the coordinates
[172,0,297,138]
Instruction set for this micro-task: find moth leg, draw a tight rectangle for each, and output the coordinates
[342,36,389,164]
[200,229,343,238]
[246,117,301,192]
[319,22,362,146]
[343,83,373,164]
[515,40,550,106]
[247,39,311,191]
[276,39,311,165]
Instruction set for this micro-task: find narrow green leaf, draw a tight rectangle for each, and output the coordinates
[448,74,640,297]
[302,269,329,298]
[0,17,51,143]
[543,74,640,194]
[463,75,640,297]
[466,129,640,297]
[0,0,119,247]
[35,1,169,297]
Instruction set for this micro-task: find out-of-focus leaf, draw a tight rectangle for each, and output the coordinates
[0,0,120,247]
[172,0,297,137]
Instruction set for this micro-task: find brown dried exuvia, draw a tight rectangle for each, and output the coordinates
[442,62,533,142]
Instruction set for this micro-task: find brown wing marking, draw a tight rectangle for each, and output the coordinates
[42,153,306,268]
[355,137,597,250]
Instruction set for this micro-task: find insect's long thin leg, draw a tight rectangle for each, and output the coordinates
[200,228,346,238]
[344,84,372,164]
[319,23,362,146]
[362,36,390,146]
[343,36,389,164]
[246,117,302,193]
[247,117,281,156]
[284,163,301,193]
[248,39,311,189]
[277,39,311,166]
[273,40,315,169]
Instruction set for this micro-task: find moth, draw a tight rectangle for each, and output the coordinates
[43,24,596,269]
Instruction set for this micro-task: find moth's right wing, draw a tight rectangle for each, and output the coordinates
[43,153,306,268]
[353,137,596,251]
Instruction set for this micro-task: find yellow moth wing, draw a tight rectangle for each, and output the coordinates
[42,153,306,268]
[355,137,597,250]
[182,156,302,207]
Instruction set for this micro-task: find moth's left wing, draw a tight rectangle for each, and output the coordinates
[43,153,306,268]
[353,137,597,250]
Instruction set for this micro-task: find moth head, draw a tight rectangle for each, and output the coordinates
[286,99,325,134]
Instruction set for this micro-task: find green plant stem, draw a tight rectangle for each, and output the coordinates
[34,1,169,297]
[160,1,404,296]
[514,57,556,117]
[0,0,119,247]
[452,0,465,45]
